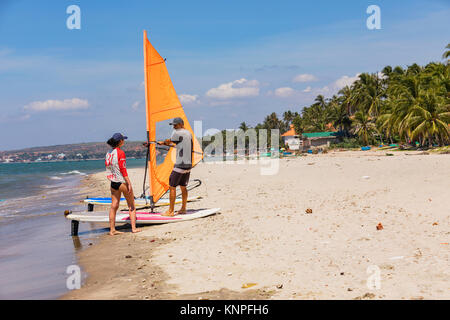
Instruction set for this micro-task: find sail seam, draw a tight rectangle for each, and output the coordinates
[149,105,183,115]
[146,61,165,67]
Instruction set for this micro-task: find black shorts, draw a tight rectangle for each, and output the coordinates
[111,181,122,190]
[169,170,190,187]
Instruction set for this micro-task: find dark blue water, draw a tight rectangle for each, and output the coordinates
[0,159,145,299]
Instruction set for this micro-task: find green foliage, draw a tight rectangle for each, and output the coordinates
[254,51,449,148]
[213,44,449,151]
[443,43,450,61]
[329,138,364,149]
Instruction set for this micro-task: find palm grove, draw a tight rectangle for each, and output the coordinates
[238,44,450,149]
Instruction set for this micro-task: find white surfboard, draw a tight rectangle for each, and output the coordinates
[83,195,201,207]
[66,208,220,225]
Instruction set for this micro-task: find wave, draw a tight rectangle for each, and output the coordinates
[60,170,87,176]
[49,176,63,180]
[0,207,19,218]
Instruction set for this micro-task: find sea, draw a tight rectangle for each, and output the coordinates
[0,159,145,299]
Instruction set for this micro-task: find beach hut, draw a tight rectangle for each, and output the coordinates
[281,125,302,150]
[302,132,339,148]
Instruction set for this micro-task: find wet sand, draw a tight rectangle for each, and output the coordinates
[62,150,450,300]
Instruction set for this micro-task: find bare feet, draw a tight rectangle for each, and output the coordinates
[161,210,174,217]
[132,228,142,233]
[176,208,187,215]
[109,230,124,236]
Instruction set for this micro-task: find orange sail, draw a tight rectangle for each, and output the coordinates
[143,30,203,204]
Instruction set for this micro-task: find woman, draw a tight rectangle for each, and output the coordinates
[105,133,141,235]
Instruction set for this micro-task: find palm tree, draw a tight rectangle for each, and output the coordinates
[388,73,427,142]
[382,65,393,78]
[329,98,351,135]
[338,85,356,116]
[393,66,405,75]
[314,95,327,109]
[283,110,294,124]
[261,112,285,147]
[376,98,398,144]
[406,63,423,76]
[407,91,450,146]
[423,62,450,95]
[352,73,385,117]
[442,43,450,62]
[352,110,377,146]
[302,103,329,132]
[292,114,304,138]
[239,122,249,131]
[247,49,449,150]
[263,112,283,130]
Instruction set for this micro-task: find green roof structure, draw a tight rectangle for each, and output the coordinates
[302,132,338,138]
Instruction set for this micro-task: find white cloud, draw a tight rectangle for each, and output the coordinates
[24,98,89,112]
[332,73,360,90]
[274,87,296,98]
[286,73,361,98]
[270,74,361,100]
[299,74,360,97]
[206,78,259,99]
[292,73,318,83]
[131,100,141,111]
[179,94,199,104]
[316,86,330,94]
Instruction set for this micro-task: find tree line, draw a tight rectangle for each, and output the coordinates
[237,44,449,148]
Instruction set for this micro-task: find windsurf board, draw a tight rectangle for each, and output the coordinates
[83,195,201,206]
[66,208,220,225]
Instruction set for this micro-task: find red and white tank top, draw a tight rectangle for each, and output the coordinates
[105,148,128,183]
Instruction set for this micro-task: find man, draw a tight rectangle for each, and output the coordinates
[159,117,193,216]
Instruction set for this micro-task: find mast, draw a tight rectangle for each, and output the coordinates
[143,30,154,208]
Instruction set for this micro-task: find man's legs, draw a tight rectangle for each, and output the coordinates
[162,186,176,216]
[176,171,190,214]
[177,186,187,214]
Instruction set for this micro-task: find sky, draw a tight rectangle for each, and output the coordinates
[0,0,449,150]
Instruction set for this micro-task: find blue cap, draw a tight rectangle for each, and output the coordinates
[111,133,128,142]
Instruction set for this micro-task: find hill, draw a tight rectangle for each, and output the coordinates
[0,141,147,163]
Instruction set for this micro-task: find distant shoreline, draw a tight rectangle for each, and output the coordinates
[0,157,146,164]
[0,141,148,163]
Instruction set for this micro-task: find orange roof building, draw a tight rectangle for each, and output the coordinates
[282,125,298,137]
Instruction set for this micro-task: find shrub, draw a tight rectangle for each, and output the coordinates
[329,138,364,149]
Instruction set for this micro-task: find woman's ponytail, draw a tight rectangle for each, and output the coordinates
[107,138,119,148]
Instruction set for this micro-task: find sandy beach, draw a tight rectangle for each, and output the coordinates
[62,150,449,300]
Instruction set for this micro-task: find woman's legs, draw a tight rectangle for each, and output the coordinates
[109,187,123,236]
[119,183,141,233]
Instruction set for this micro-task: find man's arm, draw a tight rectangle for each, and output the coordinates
[162,139,177,146]
[142,140,175,148]
[163,130,181,146]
